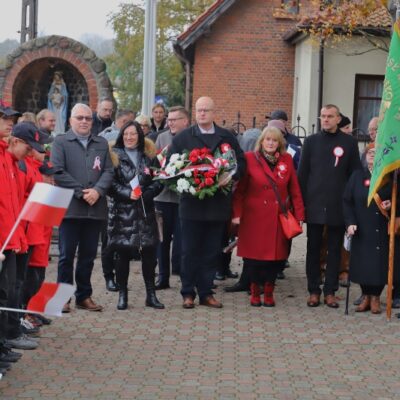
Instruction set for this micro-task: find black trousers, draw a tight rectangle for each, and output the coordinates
[180,219,225,300]
[306,223,344,296]
[218,226,233,276]
[245,259,284,285]
[0,251,16,344]
[361,285,384,296]
[7,250,32,339]
[115,246,157,290]
[23,266,46,308]
[57,219,102,303]
[155,201,181,283]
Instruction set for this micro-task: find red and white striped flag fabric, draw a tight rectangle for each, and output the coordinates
[129,175,142,197]
[27,282,75,317]
[20,182,73,227]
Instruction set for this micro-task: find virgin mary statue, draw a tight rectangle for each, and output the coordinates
[47,71,68,134]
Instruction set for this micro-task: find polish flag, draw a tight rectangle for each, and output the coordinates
[129,175,142,197]
[20,182,74,227]
[27,282,75,317]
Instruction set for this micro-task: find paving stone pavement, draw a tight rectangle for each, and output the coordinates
[1,233,400,399]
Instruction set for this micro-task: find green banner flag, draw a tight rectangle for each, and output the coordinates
[368,20,400,205]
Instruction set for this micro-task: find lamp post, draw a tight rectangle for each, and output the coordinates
[141,0,157,116]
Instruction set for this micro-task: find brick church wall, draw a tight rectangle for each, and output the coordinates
[191,0,298,130]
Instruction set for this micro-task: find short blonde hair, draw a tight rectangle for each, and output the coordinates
[255,126,286,154]
[135,114,151,127]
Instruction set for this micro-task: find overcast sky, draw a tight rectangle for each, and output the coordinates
[0,0,130,42]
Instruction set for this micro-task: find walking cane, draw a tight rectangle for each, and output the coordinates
[345,279,350,315]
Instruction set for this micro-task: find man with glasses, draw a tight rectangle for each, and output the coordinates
[91,98,114,136]
[298,104,361,309]
[168,97,246,309]
[51,103,113,312]
[154,106,190,290]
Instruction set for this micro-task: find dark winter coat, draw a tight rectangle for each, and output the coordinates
[343,168,399,286]
[50,130,114,220]
[168,124,246,221]
[298,129,362,226]
[107,139,162,253]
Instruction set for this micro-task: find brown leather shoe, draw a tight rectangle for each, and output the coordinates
[62,302,71,313]
[306,294,320,307]
[199,295,223,308]
[355,295,370,312]
[76,297,103,311]
[370,295,381,314]
[324,294,339,308]
[182,296,195,309]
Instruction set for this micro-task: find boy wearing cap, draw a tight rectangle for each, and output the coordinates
[0,103,26,373]
[269,109,302,148]
[4,123,48,351]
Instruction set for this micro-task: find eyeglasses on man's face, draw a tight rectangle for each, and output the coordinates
[73,116,93,121]
[196,109,213,114]
[167,117,184,123]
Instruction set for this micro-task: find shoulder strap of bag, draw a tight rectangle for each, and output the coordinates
[253,152,287,215]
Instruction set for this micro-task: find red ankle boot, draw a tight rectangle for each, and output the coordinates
[263,282,275,307]
[250,283,261,307]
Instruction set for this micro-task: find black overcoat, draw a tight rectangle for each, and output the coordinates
[168,124,246,221]
[107,145,162,253]
[298,129,362,226]
[343,168,399,286]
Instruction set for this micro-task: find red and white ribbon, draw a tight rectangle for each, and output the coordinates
[333,146,344,167]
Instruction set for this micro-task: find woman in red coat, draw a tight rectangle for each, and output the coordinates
[232,126,305,307]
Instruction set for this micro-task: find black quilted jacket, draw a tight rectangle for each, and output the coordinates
[107,145,162,252]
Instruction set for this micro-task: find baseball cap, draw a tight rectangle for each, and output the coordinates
[0,100,21,118]
[12,122,47,153]
[269,110,288,121]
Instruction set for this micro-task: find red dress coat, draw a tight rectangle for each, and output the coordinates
[232,151,305,261]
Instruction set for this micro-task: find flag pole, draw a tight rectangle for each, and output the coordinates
[386,169,398,321]
[141,195,147,219]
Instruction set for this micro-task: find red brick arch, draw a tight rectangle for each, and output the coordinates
[2,47,98,109]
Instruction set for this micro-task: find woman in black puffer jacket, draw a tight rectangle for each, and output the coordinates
[108,120,164,310]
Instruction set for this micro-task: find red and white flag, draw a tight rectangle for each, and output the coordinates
[27,282,75,317]
[129,175,142,197]
[20,182,73,227]
[0,282,75,317]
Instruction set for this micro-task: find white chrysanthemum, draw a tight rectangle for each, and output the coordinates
[189,186,196,195]
[165,165,177,176]
[170,154,180,163]
[184,170,192,178]
[175,160,184,169]
[176,178,190,193]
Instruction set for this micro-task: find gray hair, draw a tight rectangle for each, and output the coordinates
[71,103,92,117]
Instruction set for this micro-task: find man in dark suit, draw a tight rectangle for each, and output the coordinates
[298,104,361,308]
[169,97,246,309]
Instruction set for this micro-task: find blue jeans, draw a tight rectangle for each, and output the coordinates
[180,219,225,300]
[155,202,181,283]
[58,219,102,303]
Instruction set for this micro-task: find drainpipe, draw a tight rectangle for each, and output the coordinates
[317,38,325,131]
[184,61,191,112]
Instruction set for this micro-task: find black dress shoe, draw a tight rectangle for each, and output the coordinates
[226,270,239,279]
[155,281,170,290]
[215,272,225,281]
[0,361,11,370]
[106,278,119,292]
[224,281,248,293]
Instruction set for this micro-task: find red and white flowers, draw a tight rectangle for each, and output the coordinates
[154,143,237,199]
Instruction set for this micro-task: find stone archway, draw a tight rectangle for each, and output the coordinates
[0,35,114,113]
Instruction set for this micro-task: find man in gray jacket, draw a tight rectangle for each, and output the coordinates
[51,103,114,312]
[154,106,190,289]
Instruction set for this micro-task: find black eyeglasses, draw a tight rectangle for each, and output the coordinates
[73,116,93,121]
